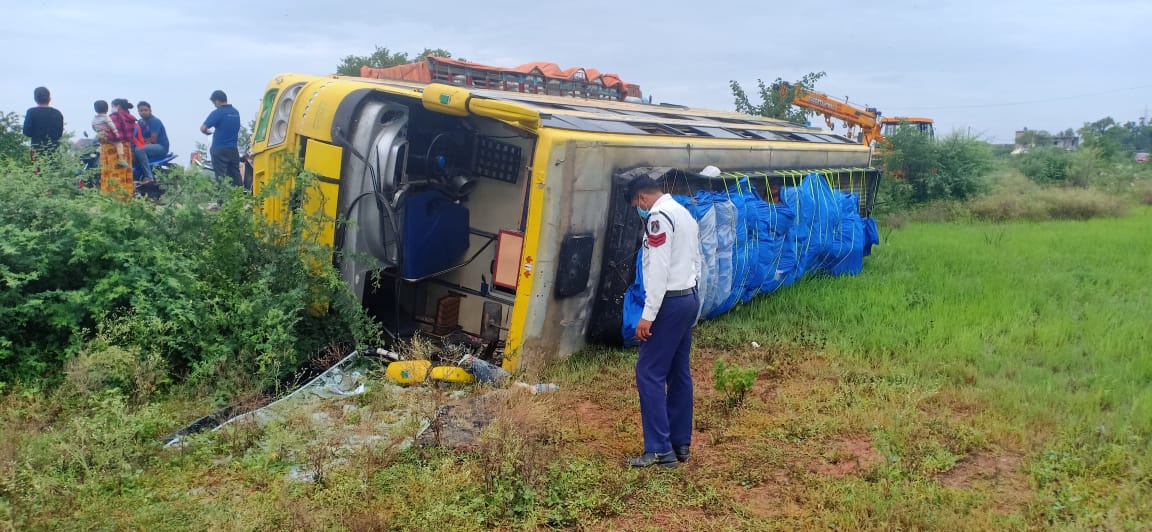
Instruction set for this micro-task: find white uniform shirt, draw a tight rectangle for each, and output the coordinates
[641,194,702,321]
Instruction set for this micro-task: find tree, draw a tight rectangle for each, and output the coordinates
[335,46,461,76]
[1078,117,1125,160]
[730,71,826,124]
[1120,120,1152,153]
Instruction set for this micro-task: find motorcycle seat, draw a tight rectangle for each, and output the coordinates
[150,153,178,165]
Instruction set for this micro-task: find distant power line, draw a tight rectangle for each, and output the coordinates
[878,83,1152,111]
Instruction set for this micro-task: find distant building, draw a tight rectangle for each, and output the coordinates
[1051,135,1079,151]
[1013,128,1079,154]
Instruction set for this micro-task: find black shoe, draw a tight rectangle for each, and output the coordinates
[627,451,678,468]
[673,444,691,463]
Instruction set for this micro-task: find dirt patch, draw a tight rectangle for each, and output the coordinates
[565,399,637,456]
[939,451,1030,514]
[810,435,885,478]
[939,451,1026,489]
[728,472,807,519]
[917,388,987,421]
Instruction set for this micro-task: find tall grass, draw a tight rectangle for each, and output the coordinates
[701,207,1152,524]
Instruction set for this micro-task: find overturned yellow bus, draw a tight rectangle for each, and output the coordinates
[250,73,879,372]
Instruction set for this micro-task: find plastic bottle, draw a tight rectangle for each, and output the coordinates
[533,383,560,394]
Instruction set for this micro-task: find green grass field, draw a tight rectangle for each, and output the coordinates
[3,208,1150,530]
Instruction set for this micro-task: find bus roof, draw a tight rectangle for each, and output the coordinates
[333,74,858,145]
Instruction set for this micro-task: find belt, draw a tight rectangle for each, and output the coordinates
[666,287,697,297]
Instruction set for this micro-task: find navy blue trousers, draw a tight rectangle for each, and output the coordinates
[636,292,698,454]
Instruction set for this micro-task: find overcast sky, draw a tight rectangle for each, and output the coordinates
[4,0,1150,160]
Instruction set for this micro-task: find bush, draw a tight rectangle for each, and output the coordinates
[1018,146,1073,184]
[713,358,757,407]
[881,129,991,204]
[0,157,379,392]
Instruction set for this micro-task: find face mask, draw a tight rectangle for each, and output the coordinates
[636,206,650,218]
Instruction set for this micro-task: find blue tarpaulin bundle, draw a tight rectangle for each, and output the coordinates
[621,172,880,343]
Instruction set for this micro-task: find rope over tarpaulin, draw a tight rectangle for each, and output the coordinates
[621,172,880,343]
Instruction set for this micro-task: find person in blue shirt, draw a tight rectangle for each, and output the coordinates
[199,89,242,186]
[137,101,170,161]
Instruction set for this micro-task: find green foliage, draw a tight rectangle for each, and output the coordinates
[334,46,460,76]
[0,158,379,391]
[7,210,1152,528]
[1,387,177,519]
[1078,117,1126,160]
[0,111,26,164]
[713,358,756,407]
[62,342,168,404]
[881,129,991,204]
[731,71,826,123]
[1022,116,1150,163]
[1018,145,1073,183]
[542,459,632,526]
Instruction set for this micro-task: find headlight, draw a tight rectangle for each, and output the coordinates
[267,83,305,147]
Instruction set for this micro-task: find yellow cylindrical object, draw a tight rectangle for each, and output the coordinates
[468,98,541,129]
[421,84,471,116]
[385,360,432,385]
[429,366,476,383]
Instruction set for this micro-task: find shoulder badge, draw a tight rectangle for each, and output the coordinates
[649,219,660,233]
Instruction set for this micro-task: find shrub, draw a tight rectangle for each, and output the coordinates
[0,158,379,391]
[1018,146,1073,184]
[713,358,757,407]
[881,129,991,204]
[62,340,168,404]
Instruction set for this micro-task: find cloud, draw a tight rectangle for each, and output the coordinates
[4,0,1150,155]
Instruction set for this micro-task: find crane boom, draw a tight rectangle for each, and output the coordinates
[781,82,882,146]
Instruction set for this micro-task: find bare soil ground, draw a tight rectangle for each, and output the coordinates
[270,343,1035,529]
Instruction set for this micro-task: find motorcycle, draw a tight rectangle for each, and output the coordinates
[74,134,178,200]
[190,149,253,192]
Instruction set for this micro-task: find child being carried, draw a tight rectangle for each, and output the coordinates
[91,100,129,167]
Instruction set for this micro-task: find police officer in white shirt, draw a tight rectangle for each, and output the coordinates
[625,176,702,468]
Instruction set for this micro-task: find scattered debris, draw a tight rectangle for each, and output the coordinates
[163,350,369,447]
[415,391,504,450]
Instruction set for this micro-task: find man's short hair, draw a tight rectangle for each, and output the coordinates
[624,176,662,202]
[209,90,228,103]
[33,86,50,105]
[137,101,151,110]
[94,100,108,113]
